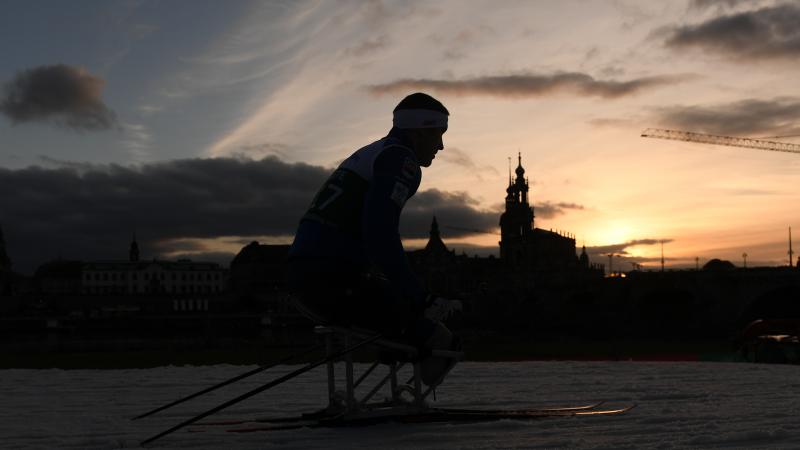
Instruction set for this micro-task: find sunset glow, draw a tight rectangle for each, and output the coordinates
[1,0,799,272]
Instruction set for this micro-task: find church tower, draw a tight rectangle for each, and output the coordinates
[0,224,11,271]
[129,233,140,262]
[425,216,449,255]
[499,153,535,267]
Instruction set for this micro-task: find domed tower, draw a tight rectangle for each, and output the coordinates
[499,153,535,267]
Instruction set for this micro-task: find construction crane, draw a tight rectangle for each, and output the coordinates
[641,128,800,155]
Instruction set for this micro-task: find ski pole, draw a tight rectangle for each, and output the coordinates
[140,332,383,446]
[132,343,323,420]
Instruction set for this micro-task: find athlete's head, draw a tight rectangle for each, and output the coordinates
[393,93,448,167]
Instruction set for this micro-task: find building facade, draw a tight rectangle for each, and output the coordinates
[499,153,582,271]
[32,236,227,314]
[81,260,224,296]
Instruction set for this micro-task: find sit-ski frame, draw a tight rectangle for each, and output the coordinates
[314,325,464,419]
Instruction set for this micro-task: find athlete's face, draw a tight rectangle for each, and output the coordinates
[410,127,446,167]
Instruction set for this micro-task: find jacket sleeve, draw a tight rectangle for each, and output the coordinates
[362,146,427,308]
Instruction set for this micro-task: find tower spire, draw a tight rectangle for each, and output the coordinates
[790,226,794,268]
[425,215,448,254]
[430,216,440,238]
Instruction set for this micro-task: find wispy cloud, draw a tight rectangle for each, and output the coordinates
[137,104,163,115]
[534,201,585,219]
[588,117,640,128]
[689,0,768,12]
[653,97,800,136]
[0,64,117,131]
[345,34,391,58]
[664,4,800,62]
[367,72,692,99]
[438,147,499,180]
[121,123,153,160]
[431,25,496,61]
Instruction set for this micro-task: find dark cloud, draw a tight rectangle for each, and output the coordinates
[534,201,585,219]
[237,142,293,160]
[654,97,800,136]
[664,4,800,61]
[401,189,499,239]
[367,72,690,99]
[0,64,117,130]
[0,156,501,273]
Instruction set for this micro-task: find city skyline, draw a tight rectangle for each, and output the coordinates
[1,0,799,273]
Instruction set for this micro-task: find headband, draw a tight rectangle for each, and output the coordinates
[393,109,449,129]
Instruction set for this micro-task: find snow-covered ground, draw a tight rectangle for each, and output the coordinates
[2,360,800,449]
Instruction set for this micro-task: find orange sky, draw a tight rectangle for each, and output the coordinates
[2,0,799,271]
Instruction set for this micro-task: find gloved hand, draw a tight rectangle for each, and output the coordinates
[423,296,463,321]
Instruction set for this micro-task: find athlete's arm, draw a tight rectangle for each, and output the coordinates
[362,146,427,308]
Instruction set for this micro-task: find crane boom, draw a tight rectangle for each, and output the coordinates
[641,128,800,155]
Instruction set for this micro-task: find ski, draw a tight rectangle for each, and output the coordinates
[222,404,636,433]
[404,404,636,422]
[196,401,607,427]
[436,400,606,415]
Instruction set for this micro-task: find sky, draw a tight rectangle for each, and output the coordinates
[1,0,799,274]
